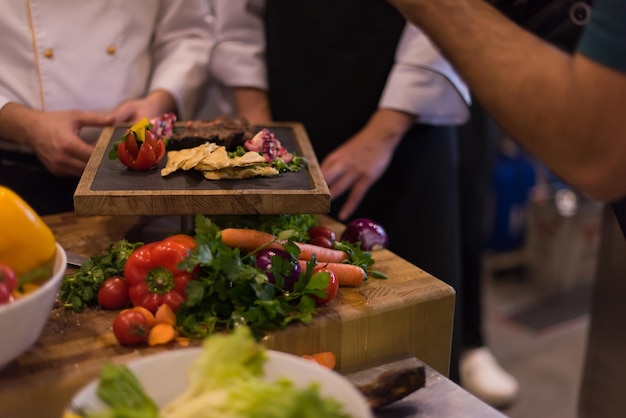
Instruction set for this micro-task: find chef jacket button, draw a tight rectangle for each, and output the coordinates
[106,45,116,55]
[43,48,53,59]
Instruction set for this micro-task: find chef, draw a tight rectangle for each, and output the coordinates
[0,0,214,215]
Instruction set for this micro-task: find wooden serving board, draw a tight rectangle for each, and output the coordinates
[0,213,455,418]
[74,122,330,216]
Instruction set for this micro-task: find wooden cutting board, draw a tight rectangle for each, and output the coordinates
[74,122,330,216]
[0,213,455,418]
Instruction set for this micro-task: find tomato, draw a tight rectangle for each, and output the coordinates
[309,236,334,249]
[97,276,130,310]
[311,267,339,306]
[112,309,149,346]
[308,226,337,242]
[0,264,17,305]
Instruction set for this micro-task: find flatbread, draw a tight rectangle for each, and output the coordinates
[161,143,218,176]
[202,166,279,180]
[161,142,275,180]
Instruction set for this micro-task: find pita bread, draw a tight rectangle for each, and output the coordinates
[161,142,275,180]
[161,143,218,176]
[202,166,279,180]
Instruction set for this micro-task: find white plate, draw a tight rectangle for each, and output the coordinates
[69,348,373,418]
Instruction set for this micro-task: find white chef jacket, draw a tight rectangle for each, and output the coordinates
[207,0,471,125]
[0,0,214,122]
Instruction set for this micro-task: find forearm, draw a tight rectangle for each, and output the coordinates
[0,103,39,148]
[145,89,178,116]
[232,87,272,124]
[390,0,626,200]
[363,108,415,150]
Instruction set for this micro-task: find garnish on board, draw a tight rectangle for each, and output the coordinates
[108,113,176,171]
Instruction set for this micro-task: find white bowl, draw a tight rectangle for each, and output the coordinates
[69,347,373,418]
[0,243,66,369]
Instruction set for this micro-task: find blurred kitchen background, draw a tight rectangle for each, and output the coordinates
[480,136,602,417]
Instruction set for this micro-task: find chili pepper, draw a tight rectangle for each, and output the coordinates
[124,234,197,313]
[109,117,166,171]
[0,186,57,276]
[0,263,17,305]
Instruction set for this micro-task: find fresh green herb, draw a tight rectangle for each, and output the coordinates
[60,239,144,312]
[333,241,386,280]
[210,213,317,243]
[274,154,306,172]
[174,215,321,339]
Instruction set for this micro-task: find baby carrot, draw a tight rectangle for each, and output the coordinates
[220,228,278,252]
[155,303,176,326]
[148,322,178,346]
[294,242,348,263]
[298,260,366,287]
[221,227,348,263]
[311,351,337,369]
[301,352,337,369]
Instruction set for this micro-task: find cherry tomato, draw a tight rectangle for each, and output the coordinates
[311,267,339,306]
[308,226,337,242]
[112,309,149,346]
[0,264,17,305]
[97,276,130,310]
[310,236,334,249]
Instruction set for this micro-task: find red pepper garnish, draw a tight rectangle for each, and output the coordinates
[124,234,197,313]
[116,128,166,171]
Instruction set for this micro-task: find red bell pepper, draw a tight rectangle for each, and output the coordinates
[124,234,197,313]
[117,128,166,171]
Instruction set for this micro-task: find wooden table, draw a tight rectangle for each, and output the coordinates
[0,212,457,418]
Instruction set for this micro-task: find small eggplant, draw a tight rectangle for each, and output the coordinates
[341,218,389,251]
[255,248,301,291]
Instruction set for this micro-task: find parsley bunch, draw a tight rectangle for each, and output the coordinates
[175,215,326,339]
[60,239,144,312]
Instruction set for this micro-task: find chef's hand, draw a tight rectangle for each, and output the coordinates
[0,103,113,177]
[108,90,178,123]
[321,109,415,221]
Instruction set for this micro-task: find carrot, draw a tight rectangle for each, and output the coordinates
[294,242,348,263]
[298,260,366,287]
[155,303,176,326]
[148,322,178,346]
[220,228,279,252]
[311,351,336,369]
[302,352,337,369]
[221,227,348,263]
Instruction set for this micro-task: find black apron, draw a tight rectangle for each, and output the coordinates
[264,0,464,381]
[264,0,405,160]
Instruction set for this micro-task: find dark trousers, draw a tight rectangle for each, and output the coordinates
[0,151,78,215]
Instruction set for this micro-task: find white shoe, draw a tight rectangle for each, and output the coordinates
[460,347,519,409]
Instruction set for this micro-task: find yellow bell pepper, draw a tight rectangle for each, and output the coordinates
[0,186,57,276]
[129,117,150,142]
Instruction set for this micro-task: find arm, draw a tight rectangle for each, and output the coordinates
[325,23,470,220]
[322,108,414,221]
[388,0,626,202]
[141,0,214,121]
[379,22,471,125]
[0,103,113,176]
[210,0,271,123]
